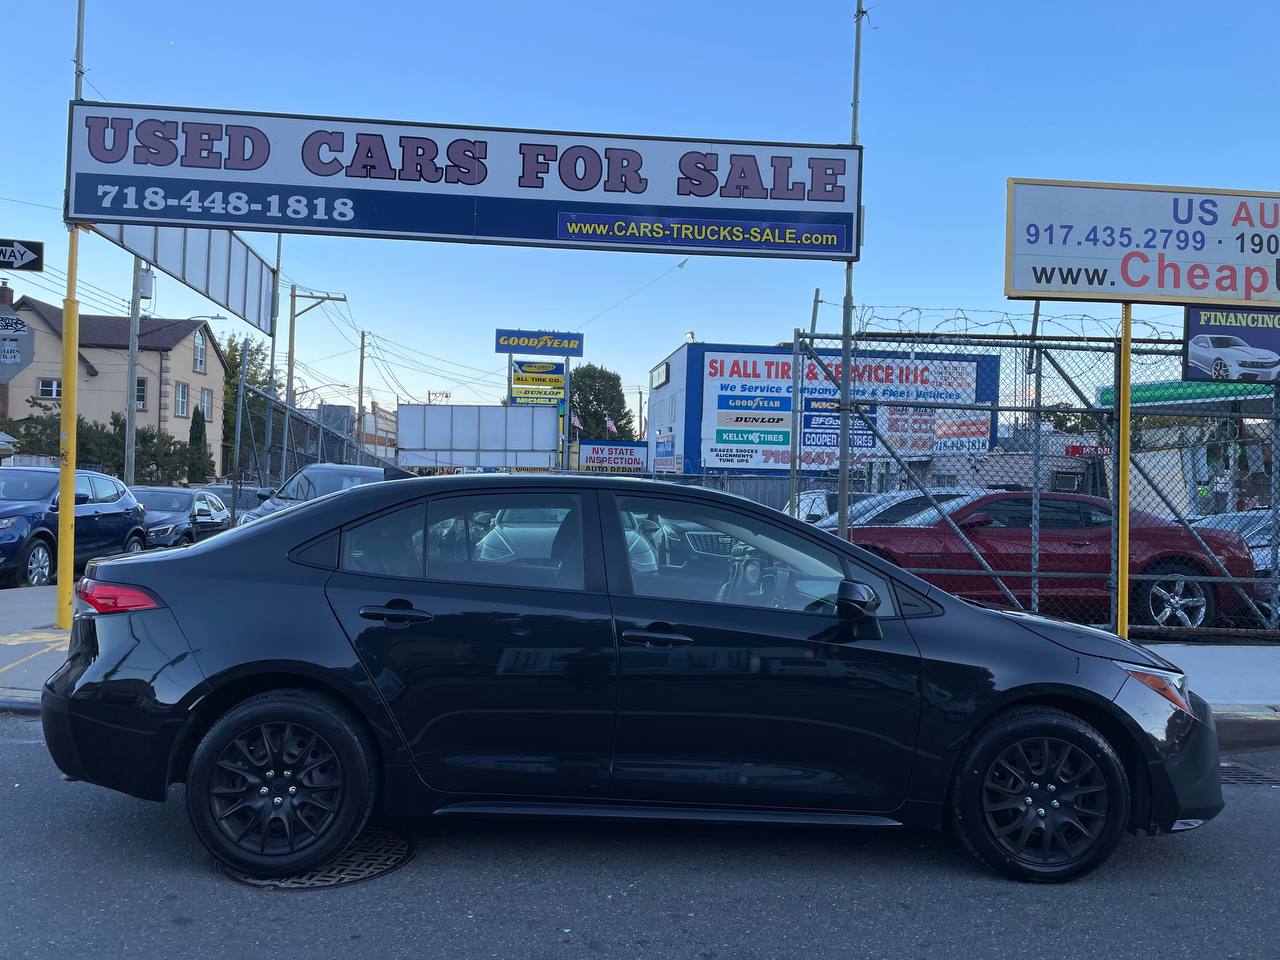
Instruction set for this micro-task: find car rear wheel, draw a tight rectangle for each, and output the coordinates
[186,690,376,877]
[951,707,1129,883]
[18,539,53,587]
[1136,562,1215,629]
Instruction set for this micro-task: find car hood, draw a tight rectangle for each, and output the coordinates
[0,500,46,520]
[995,608,1179,671]
[144,510,188,528]
[1222,345,1279,361]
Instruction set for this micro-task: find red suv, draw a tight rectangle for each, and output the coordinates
[847,491,1254,628]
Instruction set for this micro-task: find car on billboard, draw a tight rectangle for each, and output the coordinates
[44,475,1222,883]
[1187,334,1280,382]
[843,491,1254,629]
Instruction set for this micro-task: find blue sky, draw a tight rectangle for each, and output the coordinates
[4,0,1277,417]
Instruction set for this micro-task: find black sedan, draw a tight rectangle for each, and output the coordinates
[41,476,1222,883]
[131,487,230,548]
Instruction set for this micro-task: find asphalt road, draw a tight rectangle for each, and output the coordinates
[1,715,1277,960]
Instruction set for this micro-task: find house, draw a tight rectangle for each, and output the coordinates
[0,283,228,471]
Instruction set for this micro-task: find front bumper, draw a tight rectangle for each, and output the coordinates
[1114,679,1224,832]
[41,608,208,802]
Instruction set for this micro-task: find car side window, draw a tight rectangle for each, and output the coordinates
[980,499,1032,528]
[426,493,585,591]
[340,503,426,579]
[74,475,92,505]
[207,494,226,512]
[89,477,118,504]
[1079,504,1111,527]
[614,495,895,617]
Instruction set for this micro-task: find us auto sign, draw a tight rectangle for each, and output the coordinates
[67,102,861,261]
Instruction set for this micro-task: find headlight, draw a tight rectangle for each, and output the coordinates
[149,524,175,537]
[1118,662,1193,716]
[0,517,19,530]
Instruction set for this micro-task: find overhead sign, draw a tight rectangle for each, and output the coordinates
[496,329,583,357]
[0,310,34,384]
[0,239,43,271]
[700,349,1000,471]
[578,440,647,473]
[396,403,559,468]
[1183,304,1280,382]
[90,222,276,334]
[1007,178,1280,305]
[67,102,860,260]
[512,359,566,388]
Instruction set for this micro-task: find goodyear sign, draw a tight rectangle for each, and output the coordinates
[495,329,584,357]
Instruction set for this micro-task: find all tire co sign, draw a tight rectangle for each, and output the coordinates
[1006,179,1280,305]
[67,102,861,261]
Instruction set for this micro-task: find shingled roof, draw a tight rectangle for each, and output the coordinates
[16,296,228,370]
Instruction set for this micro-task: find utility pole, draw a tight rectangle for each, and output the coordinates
[262,234,282,484]
[637,386,644,440]
[355,330,366,450]
[837,0,866,540]
[285,284,347,407]
[123,257,144,485]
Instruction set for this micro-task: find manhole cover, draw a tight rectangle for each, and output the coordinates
[1219,762,1280,786]
[216,822,413,890]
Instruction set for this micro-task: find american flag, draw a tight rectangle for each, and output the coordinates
[570,411,583,429]
[605,416,617,434]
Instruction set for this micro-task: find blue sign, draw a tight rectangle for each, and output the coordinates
[716,394,791,411]
[496,329,584,357]
[1184,304,1280,383]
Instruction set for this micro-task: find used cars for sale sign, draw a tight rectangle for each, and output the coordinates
[1183,304,1280,382]
[1006,179,1280,305]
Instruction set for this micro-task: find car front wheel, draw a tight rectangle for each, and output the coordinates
[18,539,54,587]
[951,707,1130,882]
[186,690,376,877]
[123,534,144,554]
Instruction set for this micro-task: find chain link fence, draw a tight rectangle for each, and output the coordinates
[656,331,1278,640]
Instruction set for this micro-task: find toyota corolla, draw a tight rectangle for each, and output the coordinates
[41,476,1222,883]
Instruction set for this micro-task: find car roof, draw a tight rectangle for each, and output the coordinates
[131,485,194,493]
[300,463,388,474]
[0,465,113,478]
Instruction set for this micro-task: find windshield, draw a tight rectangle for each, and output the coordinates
[868,492,969,524]
[497,507,569,524]
[278,468,378,501]
[0,470,59,502]
[895,492,990,527]
[1209,336,1246,348]
[133,490,194,513]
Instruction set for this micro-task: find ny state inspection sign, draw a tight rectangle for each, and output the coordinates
[67,102,861,260]
[1006,179,1280,305]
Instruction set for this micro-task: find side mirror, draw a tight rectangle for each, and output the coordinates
[804,512,824,523]
[74,492,91,506]
[837,580,880,620]
[959,511,994,529]
[196,506,212,518]
[256,487,274,502]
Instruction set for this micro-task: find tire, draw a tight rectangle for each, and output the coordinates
[186,690,376,877]
[1211,359,1229,380]
[17,539,54,587]
[123,534,145,554]
[950,706,1130,883]
[1135,561,1215,629]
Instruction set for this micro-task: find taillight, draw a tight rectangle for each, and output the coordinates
[74,578,162,615]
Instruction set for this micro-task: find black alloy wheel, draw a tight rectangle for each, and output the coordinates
[187,690,376,877]
[981,737,1108,865]
[951,706,1130,882]
[209,722,343,857]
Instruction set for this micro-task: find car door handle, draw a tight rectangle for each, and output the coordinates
[358,604,433,625]
[621,629,694,649]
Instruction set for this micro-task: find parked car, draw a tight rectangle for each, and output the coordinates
[1192,508,1272,541]
[1187,334,1280,382]
[201,482,256,515]
[0,466,146,587]
[236,463,412,526]
[131,486,230,547]
[1242,517,1279,611]
[43,475,1222,883]
[815,487,984,531]
[845,491,1255,628]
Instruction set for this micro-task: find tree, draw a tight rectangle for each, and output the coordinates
[187,406,214,483]
[0,410,192,483]
[568,363,635,440]
[219,332,277,432]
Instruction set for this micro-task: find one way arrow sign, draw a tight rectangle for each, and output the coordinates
[0,239,43,271]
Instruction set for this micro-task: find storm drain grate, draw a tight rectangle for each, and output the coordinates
[1219,761,1280,786]
[216,822,414,890]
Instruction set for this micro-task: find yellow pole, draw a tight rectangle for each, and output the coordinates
[1116,302,1133,638]
[56,226,82,629]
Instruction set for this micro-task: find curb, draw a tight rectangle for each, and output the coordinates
[0,694,40,717]
[1214,704,1280,752]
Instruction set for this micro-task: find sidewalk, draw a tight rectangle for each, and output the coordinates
[1,589,1277,748]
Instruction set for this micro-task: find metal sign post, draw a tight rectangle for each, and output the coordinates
[1116,303,1134,637]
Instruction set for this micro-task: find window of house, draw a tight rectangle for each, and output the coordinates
[175,382,189,417]
[38,378,61,399]
[135,377,147,411]
[193,330,206,373]
[201,387,214,422]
